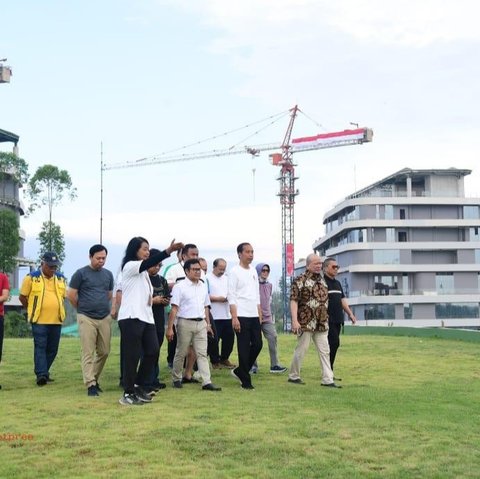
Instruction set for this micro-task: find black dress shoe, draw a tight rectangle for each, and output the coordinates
[288,378,306,385]
[202,383,222,391]
[173,381,183,389]
[152,382,167,390]
[241,384,255,390]
[182,376,200,384]
[321,382,342,388]
[36,376,48,386]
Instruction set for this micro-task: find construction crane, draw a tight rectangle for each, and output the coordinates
[103,106,373,329]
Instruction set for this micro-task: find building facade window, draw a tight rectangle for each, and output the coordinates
[475,250,480,263]
[365,304,395,320]
[400,208,406,219]
[385,205,394,219]
[435,303,479,319]
[463,206,479,219]
[435,273,454,294]
[373,249,400,264]
[403,303,412,319]
[398,231,407,242]
[470,227,480,241]
[386,228,395,242]
[374,275,399,295]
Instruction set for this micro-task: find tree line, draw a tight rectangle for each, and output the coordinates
[0,151,76,272]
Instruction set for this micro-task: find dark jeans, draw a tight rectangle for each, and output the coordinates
[0,315,4,363]
[235,317,262,387]
[31,323,62,379]
[119,318,159,394]
[328,321,343,369]
[210,319,234,363]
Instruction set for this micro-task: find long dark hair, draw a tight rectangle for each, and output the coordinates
[121,236,149,269]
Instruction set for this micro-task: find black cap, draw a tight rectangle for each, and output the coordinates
[42,252,60,267]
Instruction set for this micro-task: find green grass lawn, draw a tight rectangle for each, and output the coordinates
[1,332,479,478]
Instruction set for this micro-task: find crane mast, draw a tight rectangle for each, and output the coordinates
[278,106,299,330]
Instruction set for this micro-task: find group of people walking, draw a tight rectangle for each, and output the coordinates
[0,237,356,405]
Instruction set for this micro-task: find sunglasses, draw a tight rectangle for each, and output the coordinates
[261,268,270,272]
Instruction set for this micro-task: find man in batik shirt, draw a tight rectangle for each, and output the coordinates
[287,254,341,388]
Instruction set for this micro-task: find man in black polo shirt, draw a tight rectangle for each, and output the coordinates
[323,257,356,377]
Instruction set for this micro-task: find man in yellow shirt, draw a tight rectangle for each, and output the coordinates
[19,252,67,386]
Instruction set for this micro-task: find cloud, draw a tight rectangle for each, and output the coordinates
[162,0,480,48]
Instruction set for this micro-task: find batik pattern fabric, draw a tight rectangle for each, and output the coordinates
[290,271,329,332]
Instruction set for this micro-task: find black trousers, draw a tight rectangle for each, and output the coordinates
[142,312,165,387]
[328,321,343,369]
[167,326,177,365]
[206,312,219,363]
[211,319,235,363]
[235,317,262,386]
[119,318,159,394]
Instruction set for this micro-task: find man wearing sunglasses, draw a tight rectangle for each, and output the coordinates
[323,257,357,378]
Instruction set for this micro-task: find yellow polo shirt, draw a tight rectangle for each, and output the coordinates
[20,275,64,325]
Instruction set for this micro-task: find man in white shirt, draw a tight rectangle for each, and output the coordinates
[207,258,236,369]
[164,244,201,380]
[228,243,263,390]
[166,259,221,391]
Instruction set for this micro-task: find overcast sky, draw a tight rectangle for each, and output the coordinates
[2,0,479,283]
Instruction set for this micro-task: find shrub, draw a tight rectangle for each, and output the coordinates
[4,311,31,338]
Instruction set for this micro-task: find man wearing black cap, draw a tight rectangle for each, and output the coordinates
[19,252,67,386]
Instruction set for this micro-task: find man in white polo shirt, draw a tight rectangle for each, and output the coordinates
[228,242,263,390]
[164,244,201,380]
[166,259,221,391]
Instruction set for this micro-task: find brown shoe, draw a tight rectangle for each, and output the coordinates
[220,359,236,369]
[211,363,223,369]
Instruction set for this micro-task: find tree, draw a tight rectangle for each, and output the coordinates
[0,151,29,198]
[0,209,20,273]
[26,165,76,260]
[26,164,77,223]
[38,221,65,263]
[272,277,286,332]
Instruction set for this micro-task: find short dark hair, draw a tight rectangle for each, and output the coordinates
[89,244,108,257]
[184,258,200,272]
[181,243,197,257]
[323,257,337,269]
[237,242,251,255]
[213,258,225,268]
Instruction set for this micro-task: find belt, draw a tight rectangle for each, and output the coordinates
[179,317,204,322]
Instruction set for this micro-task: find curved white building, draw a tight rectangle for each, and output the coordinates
[313,168,480,328]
